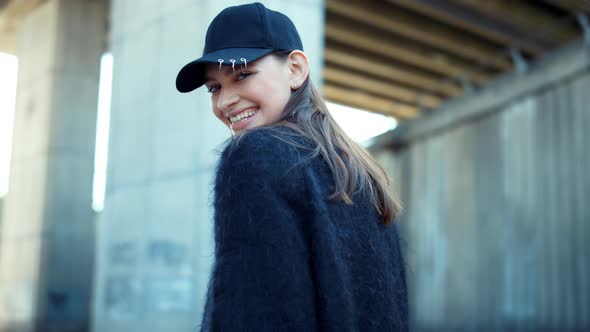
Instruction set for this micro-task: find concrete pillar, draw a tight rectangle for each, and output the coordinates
[93,1,323,331]
[0,0,106,331]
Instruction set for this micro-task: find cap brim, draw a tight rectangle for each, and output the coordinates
[175,48,274,93]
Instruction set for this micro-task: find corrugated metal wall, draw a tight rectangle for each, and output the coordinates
[372,43,590,331]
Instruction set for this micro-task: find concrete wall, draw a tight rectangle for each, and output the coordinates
[92,1,324,331]
[0,0,106,331]
[371,41,590,331]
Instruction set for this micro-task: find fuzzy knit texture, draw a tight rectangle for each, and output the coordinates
[200,126,408,332]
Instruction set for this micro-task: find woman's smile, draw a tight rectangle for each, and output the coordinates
[227,107,259,131]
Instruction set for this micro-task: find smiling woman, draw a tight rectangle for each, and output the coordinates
[0,52,18,198]
[176,3,408,331]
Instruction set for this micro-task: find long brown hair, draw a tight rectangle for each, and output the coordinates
[238,52,402,225]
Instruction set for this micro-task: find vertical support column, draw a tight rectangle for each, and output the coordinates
[0,0,106,331]
[93,1,323,332]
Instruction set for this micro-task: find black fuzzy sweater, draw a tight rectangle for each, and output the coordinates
[200,126,408,331]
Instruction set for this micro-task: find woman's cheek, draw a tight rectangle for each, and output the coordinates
[220,115,231,127]
[212,108,227,126]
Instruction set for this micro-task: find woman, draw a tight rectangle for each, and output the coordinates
[176,3,408,331]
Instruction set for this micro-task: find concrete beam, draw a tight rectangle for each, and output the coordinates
[370,40,590,150]
[324,84,419,120]
[387,0,547,55]
[324,46,463,98]
[326,0,512,71]
[325,19,490,85]
[324,67,442,108]
[452,0,579,46]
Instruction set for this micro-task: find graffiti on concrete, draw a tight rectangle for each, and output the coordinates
[147,239,187,268]
[48,290,68,312]
[103,239,194,316]
[108,242,137,266]
[104,275,141,319]
[144,277,193,312]
[46,288,86,322]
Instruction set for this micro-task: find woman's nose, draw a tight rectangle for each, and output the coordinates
[217,88,240,111]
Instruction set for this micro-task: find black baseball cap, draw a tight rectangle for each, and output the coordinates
[175,2,303,93]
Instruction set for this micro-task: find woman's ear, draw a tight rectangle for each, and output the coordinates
[287,50,309,89]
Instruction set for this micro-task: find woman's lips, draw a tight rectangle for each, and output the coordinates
[225,106,257,119]
[228,108,257,123]
[229,108,258,131]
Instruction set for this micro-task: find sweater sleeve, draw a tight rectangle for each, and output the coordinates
[200,130,317,332]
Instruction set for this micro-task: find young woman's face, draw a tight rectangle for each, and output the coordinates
[205,54,292,133]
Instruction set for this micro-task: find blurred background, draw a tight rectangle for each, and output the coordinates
[0,0,589,331]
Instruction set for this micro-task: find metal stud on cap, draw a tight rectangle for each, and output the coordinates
[218,59,224,71]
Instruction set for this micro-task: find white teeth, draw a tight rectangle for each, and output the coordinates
[229,109,257,123]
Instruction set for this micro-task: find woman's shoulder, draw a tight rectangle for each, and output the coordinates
[220,125,314,164]
[216,125,315,180]
[214,127,313,201]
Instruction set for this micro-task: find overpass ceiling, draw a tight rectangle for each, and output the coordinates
[324,0,590,121]
[0,0,45,53]
[1,0,588,123]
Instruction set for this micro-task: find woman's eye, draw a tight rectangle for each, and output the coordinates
[207,85,220,93]
[237,72,252,80]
